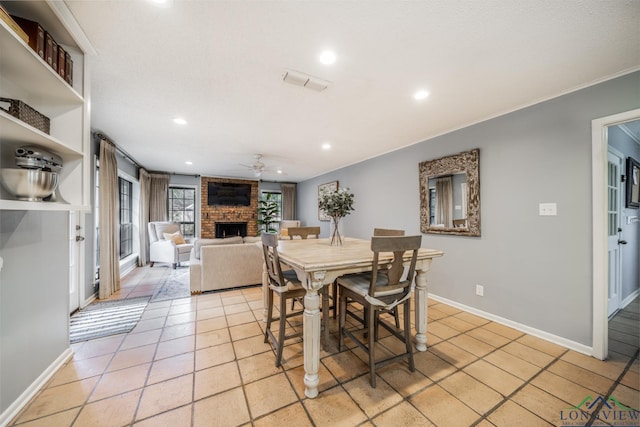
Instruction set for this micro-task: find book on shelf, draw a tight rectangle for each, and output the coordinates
[65,51,73,86]
[10,15,45,59]
[0,7,28,44]
[57,46,66,80]
[51,38,58,71]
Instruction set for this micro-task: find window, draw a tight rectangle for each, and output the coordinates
[119,177,133,259]
[260,191,282,233]
[169,186,196,238]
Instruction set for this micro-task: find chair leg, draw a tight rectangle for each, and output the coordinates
[404,300,415,372]
[332,281,338,319]
[394,308,400,329]
[276,294,287,367]
[264,289,274,344]
[338,291,347,351]
[172,263,177,269]
[149,262,154,267]
[368,305,377,388]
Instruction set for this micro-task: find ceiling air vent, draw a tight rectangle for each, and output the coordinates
[282,70,330,92]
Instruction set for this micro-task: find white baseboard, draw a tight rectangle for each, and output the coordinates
[621,288,640,311]
[0,348,73,427]
[428,294,593,356]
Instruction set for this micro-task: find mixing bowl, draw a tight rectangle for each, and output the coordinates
[0,168,59,201]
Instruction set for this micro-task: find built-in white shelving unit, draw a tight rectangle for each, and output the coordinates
[0,1,92,211]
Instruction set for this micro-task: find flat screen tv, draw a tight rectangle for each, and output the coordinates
[207,182,251,206]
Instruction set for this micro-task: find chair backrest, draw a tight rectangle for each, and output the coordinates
[261,233,286,288]
[288,226,321,239]
[148,221,180,244]
[373,228,405,236]
[369,235,422,299]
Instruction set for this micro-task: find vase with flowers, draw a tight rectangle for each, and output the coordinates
[318,187,355,246]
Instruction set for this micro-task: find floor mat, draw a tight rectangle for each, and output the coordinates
[150,267,191,302]
[69,297,149,343]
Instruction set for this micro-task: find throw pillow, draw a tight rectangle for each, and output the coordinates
[163,231,186,245]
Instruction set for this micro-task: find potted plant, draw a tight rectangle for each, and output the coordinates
[257,192,280,234]
[318,187,355,245]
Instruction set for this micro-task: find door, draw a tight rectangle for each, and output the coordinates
[69,211,85,313]
[607,149,623,317]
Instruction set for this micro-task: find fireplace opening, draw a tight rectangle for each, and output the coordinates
[215,222,247,238]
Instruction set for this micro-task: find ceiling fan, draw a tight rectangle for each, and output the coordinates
[240,154,284,178]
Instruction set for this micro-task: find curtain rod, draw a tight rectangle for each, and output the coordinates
[94,131,143,170]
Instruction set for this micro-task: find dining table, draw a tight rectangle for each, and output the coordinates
[261,237,444,398]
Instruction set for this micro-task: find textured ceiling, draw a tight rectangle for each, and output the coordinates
[65,0,640,182]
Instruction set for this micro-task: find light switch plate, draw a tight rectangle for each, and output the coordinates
[539,203,557,216]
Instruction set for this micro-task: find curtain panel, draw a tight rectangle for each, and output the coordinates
[149,173,169,222]
[435,176,453,227]
[281,183,296,220]
[98,138,121,299]
[138,168,151,266]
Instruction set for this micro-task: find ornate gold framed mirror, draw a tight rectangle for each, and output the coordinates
[419,149,480,236]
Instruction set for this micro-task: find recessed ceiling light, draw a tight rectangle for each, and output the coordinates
[185,161,193,165]
[322,143,331,150]
[319,50,336,65]
[149,0,173,7]
[277,169,283,174]
[413,90,430,100]
[173,118,187,125]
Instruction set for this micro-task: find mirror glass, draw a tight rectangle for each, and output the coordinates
[419,149,480,236]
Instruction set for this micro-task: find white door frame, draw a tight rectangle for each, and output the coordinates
[591,108,640,360]
[607,147,624,317]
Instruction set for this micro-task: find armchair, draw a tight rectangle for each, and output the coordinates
[148,222,193,268]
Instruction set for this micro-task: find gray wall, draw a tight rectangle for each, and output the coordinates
[0,211,69,415]
[297,71,640,347]
[609,125,640,302]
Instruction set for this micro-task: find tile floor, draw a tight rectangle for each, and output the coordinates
[8,266,640,427]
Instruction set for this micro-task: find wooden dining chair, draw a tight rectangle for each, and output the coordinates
[337,235,421,387]
[287,226,321,239]
[262,233,329,366]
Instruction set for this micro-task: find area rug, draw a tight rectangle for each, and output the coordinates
[150,267,191,302]
[69,297,149,344]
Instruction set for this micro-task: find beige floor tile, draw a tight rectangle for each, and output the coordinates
[155,335,195,360]
[196,306,226,321]
[165,311,197,326]
[427,321,461,340]
[488,400,552,426]
[244,373,298,418]
[511,384,572,425]
[227,310,257,326]
[343,375,404,418]
[234,334,273,359]
[237,351,283,384]
[322,350,369,383]
[222,295,247,305]
[516,335,567,357]
[9,407,79,427]
[195,342,236,371]
[530,371,598,405]
[193,387,251,426]
[501,341,555,368]
[448,334,495,357]
[196,296,222,310]
[107,344,156,372]
[377,364,432,397]
[620,367,639,391]
[429,341,478,369]
[15,377,99,423]
[168,301,197,315]
[484,349,541,381]
[439,371,503,415]
[75,389,142,427]
[132,316,166,333]
[454,311,491,327]
[229,321,264,341]
[410,384,481,426]
[561,351,628,381]
[286,363,338,399]
[196,316,228,334]
[464,360,524,397]
[372,401,434,426]
[194,361,242,400]
[49,354,112,387]
[431,303,462,316]
[133,404,192,426]
[467,327,512,348]
[89,363,150,401]
[159,321,195,342]
[195,327,231,350]
[482,322,524,340]
[136,374,193,420]
[71,335,125,360]
[610,383,640,410]
[120,329,163,351]
[147,352,194,384]
[224,302,251,315]
[439,316,477,333]
[303,386,368,427]
[413,350,457,382]
[548,359,614,395]
[140,306,171,321]
[253,402,312,427]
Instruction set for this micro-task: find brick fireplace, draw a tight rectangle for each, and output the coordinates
[200,177,259,239]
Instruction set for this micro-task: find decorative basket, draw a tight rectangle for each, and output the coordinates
[0,97,50,134]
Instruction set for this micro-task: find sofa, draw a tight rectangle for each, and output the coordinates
[189,236,265,294]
